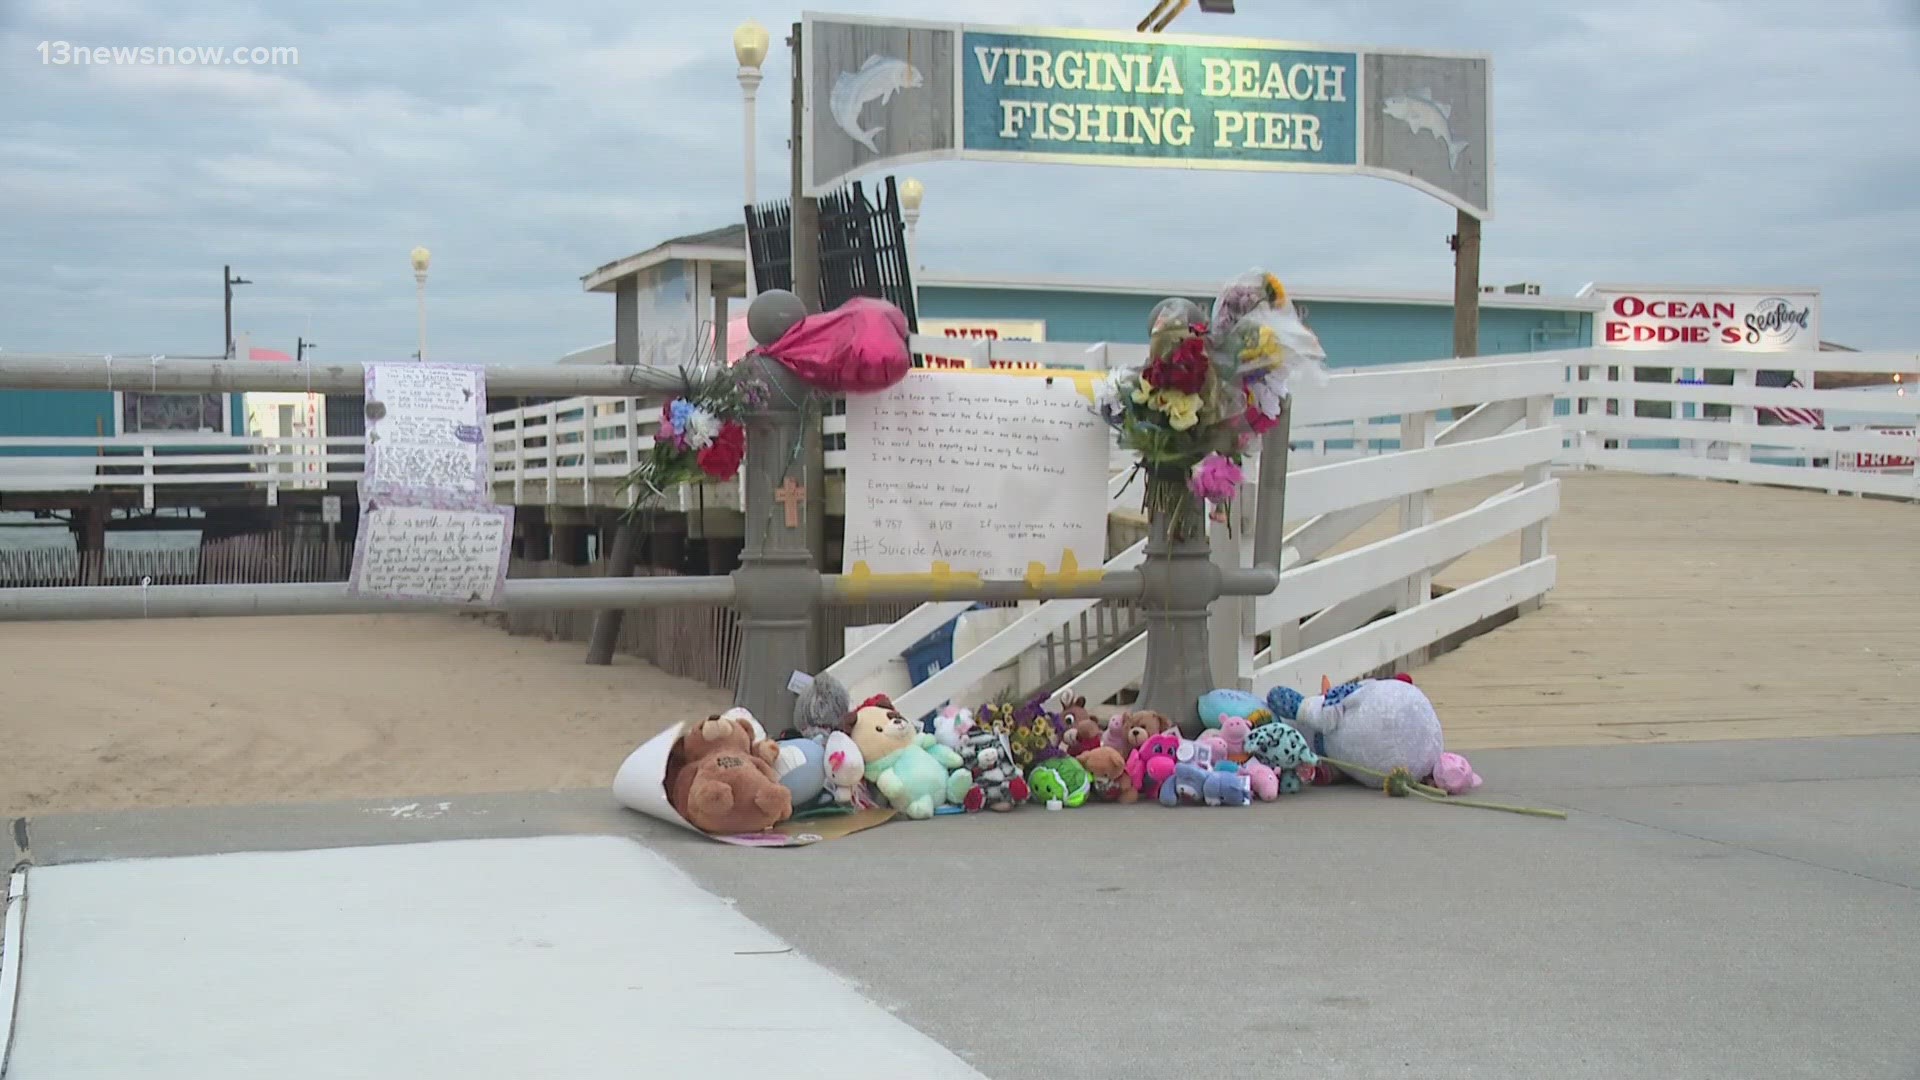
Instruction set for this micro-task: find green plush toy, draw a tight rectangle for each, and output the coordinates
[847,695,972,820]
[1027,757,1091,808]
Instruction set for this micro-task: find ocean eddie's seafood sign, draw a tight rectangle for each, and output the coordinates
[802,13,1491,217]
[1578,285,1822,352]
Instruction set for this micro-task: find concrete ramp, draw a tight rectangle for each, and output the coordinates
[4,836,985,1079]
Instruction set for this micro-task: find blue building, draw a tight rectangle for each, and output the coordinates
[0,389,246,460]
[565,224,1598,370]
[0,342,305,577]
[914,271,1593,364]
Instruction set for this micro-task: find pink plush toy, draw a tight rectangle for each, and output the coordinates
[1216,716,1253,761]
[1194,730,1230,763]
[1126,731,1183,801]
[1240,759,1281,801]
[1101,716,1130,755]
[1431,752,1482,795]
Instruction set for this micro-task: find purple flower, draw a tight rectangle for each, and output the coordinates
[1188,452,1244,504]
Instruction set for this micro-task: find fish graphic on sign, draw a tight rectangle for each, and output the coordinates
[830,54,923,153]
[1382,89,1468,171]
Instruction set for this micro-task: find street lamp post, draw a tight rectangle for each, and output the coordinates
[899,177,923,248]
[410,246,430,362]
[734,19,770,298]
[223,265,252,358]
[899,177,923,316]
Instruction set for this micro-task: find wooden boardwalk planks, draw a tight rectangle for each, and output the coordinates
[1410,471,1920,749]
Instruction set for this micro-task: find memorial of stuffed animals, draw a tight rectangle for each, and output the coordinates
[643,665,1556,842]
[609,265,1565,843]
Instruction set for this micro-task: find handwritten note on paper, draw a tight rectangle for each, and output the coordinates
[362,364,490,504]
[842,372,1109,581]
[348,504,514,605]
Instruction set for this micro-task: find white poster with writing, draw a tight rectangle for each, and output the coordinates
[349,503,515,605]
[361,363,491,504]
[842,372,1109,582]
[353,362,512,607]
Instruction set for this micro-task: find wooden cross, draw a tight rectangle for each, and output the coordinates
[774,477,806,528]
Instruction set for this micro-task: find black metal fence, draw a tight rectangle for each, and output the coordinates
[744,176,918,331]
[744,198,794,295]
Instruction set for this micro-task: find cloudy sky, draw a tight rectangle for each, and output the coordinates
[3,0,1917,362]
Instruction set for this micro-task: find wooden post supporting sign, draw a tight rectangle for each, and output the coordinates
[1451,210,1481,360]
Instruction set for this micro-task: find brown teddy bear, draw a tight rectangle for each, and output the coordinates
[666,714,792,835]
[1076,746,1138,803]
[1101,709,1175,755]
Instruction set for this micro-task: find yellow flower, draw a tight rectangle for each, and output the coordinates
[1131,374,1155,405]
[1264,273,1287,303]
[1239,324,1280,364]
[1159,390,1202,431]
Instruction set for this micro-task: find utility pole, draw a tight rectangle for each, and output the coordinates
[296,337,315,363]
[789,20,828,670]
[223,265,252,358]
[788,24,820,316]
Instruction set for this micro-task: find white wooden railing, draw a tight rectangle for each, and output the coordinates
[829,352,1567,712]
[5,341,1912,711]
[0,436,364,506]
[483,333,1443,511]
[1551,347,1920,499]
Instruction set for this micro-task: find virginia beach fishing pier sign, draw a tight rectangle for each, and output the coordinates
[802,13,1492,218]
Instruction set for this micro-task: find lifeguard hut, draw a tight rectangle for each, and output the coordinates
[571,225,755,368]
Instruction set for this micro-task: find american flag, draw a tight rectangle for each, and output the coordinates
[1757,374,1824,428]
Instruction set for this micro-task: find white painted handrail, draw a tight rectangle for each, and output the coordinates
[1556,351,1920,499]
[7,343,1911,709]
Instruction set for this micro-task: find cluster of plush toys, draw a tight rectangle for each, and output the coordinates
[662,670,1485,835]
[1201,673,1483,794]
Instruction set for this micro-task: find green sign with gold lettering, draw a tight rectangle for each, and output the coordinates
[802,14,1491,218]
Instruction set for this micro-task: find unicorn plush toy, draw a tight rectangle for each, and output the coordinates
[1267,675,1446,787]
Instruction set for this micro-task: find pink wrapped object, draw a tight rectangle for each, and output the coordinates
[1432,752,1482,795]
[760,296,911,393]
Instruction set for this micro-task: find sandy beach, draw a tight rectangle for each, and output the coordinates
[1,614,731,817]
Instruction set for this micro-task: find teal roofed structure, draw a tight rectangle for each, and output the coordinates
[913,271,1594,365]
[567,222,1599,370]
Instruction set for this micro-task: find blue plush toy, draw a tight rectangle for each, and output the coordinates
[1198,688,1270,731]
[770,737,831,809]
[1159,762,1210,806]
[1203,769,1253,807]
[1246,720,1317,769]
[1246,719,1319,795]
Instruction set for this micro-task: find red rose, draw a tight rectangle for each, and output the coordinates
[1145,336,1210,395]
[695,421,746,480]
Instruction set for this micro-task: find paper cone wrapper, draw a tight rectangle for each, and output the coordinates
[612,717,847,846]
[611,722,698,834]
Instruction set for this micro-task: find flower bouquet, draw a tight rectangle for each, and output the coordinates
[622,352,768,507]
[1094,270,1327,539]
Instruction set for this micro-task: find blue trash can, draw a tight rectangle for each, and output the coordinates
[902,604,988,730]
[903,616,961,687]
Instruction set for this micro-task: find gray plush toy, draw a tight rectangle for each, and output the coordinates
[794,671,851,743]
